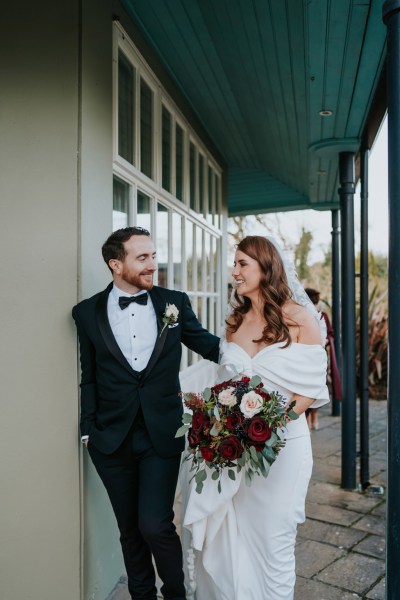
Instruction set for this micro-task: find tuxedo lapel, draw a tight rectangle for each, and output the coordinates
[95,282,139,377]
[141,287,170,381]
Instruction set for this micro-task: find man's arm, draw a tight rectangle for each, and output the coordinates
[180,293,220,363]
[72,307,98,440]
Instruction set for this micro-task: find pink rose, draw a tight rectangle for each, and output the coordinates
[240,391,263,418]
[218,387,237,407]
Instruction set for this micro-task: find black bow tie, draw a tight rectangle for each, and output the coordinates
[118,293,148,310]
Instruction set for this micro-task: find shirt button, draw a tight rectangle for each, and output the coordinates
[134,358,137,361]
[133,335,136,338]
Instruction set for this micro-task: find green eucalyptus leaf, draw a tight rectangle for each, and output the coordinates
[182,413,193,424]
[218,480,222,494]
[210,423,219,437]
[288,409,299,420]
[195,469,207,484]
[249,445,259,462]
[262,446,277,464]
[196,482,204,494]
[249,375,262,388]
[245,469,253,487]
[214,405,221,421]
[203,387,212,402]
[211,470,220,480]
[237,453,246,468]
[265,431,278,446]
[228,469,236,480]
[175,425,189,438]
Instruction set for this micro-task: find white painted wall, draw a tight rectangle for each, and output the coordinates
[0,3,81,599]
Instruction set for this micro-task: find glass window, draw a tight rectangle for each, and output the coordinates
[157,203,169,288]
[189,142,196,210]
[172,212,182,290]
[140,78,153,178]
[207,165,213,225]
[137,190,151,231]
[196,226,203,291]
[118,51,135,164]
[186,220,194,291]
[162,106,171,192]
[175,124,184,201]
[113,175,130,229]
[214,173,220,227]
[199,153,205,217]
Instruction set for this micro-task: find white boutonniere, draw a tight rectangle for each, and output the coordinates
[160,303,179,336]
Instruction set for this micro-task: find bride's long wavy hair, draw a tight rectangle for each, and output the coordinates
[227,236,295,347]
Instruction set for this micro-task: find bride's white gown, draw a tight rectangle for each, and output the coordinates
[181,339,329,600]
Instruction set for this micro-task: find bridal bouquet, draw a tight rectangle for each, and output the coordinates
[176,375,298,493]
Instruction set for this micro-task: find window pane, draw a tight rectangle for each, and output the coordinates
[172,212,182,290]
[204,232,211,292]
[175,124,184,201]
[213,173,220,227]
[113,176,130,229]
[140,78,153,178]
[118,51,134,164]
[186,220,193,291]
[137,190,151,231]
[162,106,171,192]
[207,165,213,225]
[157,203,169,288]
[196,226,203,291]
[199,154,205,217]
[189,142,195,210]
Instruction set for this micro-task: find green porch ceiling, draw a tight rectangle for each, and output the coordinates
[121,0,387,216]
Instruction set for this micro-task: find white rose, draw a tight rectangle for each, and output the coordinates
[218,387,237,407]
[240,391,263,418]
[165,303,179,321]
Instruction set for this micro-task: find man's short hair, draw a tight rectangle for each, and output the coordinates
[102,227,150,271]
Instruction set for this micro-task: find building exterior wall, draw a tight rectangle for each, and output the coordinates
[0,3,81,600]
[0,3,227,600]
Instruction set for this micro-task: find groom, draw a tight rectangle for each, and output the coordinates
[72,226,220,600]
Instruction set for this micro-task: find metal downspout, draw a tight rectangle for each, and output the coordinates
[339,152,357,490]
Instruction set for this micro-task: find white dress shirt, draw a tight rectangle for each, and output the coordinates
[81,284,158,443]
[108,284,158,371]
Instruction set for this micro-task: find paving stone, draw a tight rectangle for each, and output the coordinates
[311,462,342,485]
[296,540,345,578]
[295,577,361,599]
[306,502,361,527]
[311,436,342,459]
[352,514,386,537]
[353,534,385,559]
[365,577,385,599]
[298,518,366,549]
[316,553,385,595]
[307,481,381,513]
[370,501,386,517]
[326,453,342,467]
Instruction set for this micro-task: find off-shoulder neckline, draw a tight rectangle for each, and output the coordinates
[223,339,323,360]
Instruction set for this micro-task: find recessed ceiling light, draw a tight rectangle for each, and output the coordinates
[319,109,333,116]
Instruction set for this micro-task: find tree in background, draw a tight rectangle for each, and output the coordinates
[294,227,313,280]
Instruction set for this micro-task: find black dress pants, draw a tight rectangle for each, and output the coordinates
[88,414,186,600]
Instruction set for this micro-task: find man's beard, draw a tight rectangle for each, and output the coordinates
[122,270,154,290]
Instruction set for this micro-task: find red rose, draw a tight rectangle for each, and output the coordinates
[242,377,250,383]
[200,446,215,462]
[188,428,202,448]
[226,412,244,431]
[192,410,210,432]
[218,436,244,460]
[246,416,271,445]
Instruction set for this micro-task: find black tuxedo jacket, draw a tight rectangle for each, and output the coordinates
[72,283,220,457]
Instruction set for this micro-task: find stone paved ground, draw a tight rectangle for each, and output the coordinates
[109,400,387,600]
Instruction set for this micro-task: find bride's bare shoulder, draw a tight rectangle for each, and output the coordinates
[284,302,321,344]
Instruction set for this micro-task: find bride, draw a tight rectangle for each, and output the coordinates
[181,236,329,600]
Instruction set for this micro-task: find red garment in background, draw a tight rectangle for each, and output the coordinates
[322,311,342,401]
